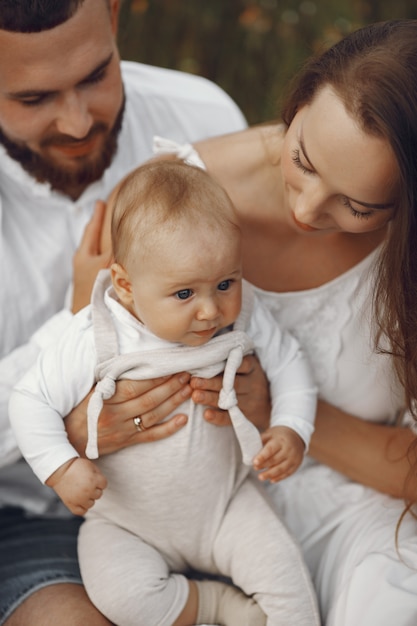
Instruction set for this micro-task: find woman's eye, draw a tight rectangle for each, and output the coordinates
[340,197,373,220]
[291,148,314,175]
[350,208,373,220]
[175,289,193,300]
[218,280,231,291]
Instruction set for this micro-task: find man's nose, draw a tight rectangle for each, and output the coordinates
[54,91,93,139]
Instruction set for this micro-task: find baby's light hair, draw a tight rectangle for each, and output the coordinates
[111,160,241,269]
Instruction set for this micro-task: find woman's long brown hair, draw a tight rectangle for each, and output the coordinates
[281,20,417,512]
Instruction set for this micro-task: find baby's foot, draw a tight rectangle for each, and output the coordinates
[195,579,266,626]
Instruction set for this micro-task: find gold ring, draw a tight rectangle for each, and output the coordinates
[133,416,147,432]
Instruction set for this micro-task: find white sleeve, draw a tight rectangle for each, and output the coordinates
[0,309,74,469]
[8,313,97,483]
[248,293,317,450]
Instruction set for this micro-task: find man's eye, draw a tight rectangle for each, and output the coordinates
[82,67,107,86]
[175,289,193,300]
[19,95,48,107]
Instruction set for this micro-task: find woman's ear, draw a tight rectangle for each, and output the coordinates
[110,262,133,307]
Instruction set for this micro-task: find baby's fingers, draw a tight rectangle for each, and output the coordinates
[67,495,97,516]
[93,468,108,491]
[257,457,295,483]
[68,503,90,516]
[73,488,104,516]
[252,439,281,470]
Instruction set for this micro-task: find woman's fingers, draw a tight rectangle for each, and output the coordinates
[235,355,271,430]
[190,354,271,430]
[189,377,232,426]
[129,413,188,444]
[203,407,232,427]
[65,373,191,456]
[95,373,191,454]
[102,373,191,422]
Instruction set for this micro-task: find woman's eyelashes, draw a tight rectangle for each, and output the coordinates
[292,147,374,220]
[291,148,314,175]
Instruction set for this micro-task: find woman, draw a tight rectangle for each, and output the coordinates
[68,19,417,625]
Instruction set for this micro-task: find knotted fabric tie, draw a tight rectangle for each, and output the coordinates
[218,345,263,465]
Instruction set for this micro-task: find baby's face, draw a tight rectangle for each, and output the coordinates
[127,226,242,346]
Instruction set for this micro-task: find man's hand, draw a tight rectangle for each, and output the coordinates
[72,200,112,313]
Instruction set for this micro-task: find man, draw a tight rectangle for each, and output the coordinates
[0,1,246,624]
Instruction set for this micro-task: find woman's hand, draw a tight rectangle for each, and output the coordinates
[65,373,192,457]
[191,354,271,430]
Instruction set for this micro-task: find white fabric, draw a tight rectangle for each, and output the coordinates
[0,60,246,511]
[85,271,262,464]
[153,135,207,169]
[10,272,318,625]
[256,261,417,626]
[10,273,316,484]
[79,478,319,626]
[155,141,417,626]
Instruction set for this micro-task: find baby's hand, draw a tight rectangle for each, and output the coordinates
[252,426,305,483]
[46,457,107,516]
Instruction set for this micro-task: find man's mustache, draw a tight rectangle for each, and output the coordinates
[40,123,107,149]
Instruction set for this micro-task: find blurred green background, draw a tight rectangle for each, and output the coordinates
[117,1,417,125]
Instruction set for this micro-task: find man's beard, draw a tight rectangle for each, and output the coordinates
[0,95,126,198]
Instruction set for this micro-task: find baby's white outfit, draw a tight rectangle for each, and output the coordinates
[11,271,319,626]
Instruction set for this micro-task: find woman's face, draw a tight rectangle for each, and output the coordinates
[281,85,398,234]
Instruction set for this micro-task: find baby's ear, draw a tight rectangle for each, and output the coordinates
[110,262,133,306]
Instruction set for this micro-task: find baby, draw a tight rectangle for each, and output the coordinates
[10,161,319,626]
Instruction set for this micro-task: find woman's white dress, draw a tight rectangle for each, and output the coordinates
[255,249,417,625]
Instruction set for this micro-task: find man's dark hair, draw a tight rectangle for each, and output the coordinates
[0,0,86,33]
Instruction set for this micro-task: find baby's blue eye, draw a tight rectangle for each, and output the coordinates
[176,289,193,300]
[218,280,231,291]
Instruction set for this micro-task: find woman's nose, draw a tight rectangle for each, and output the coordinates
[293,186,327,223]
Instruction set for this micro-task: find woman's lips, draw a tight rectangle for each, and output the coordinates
[292,213,319,232]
